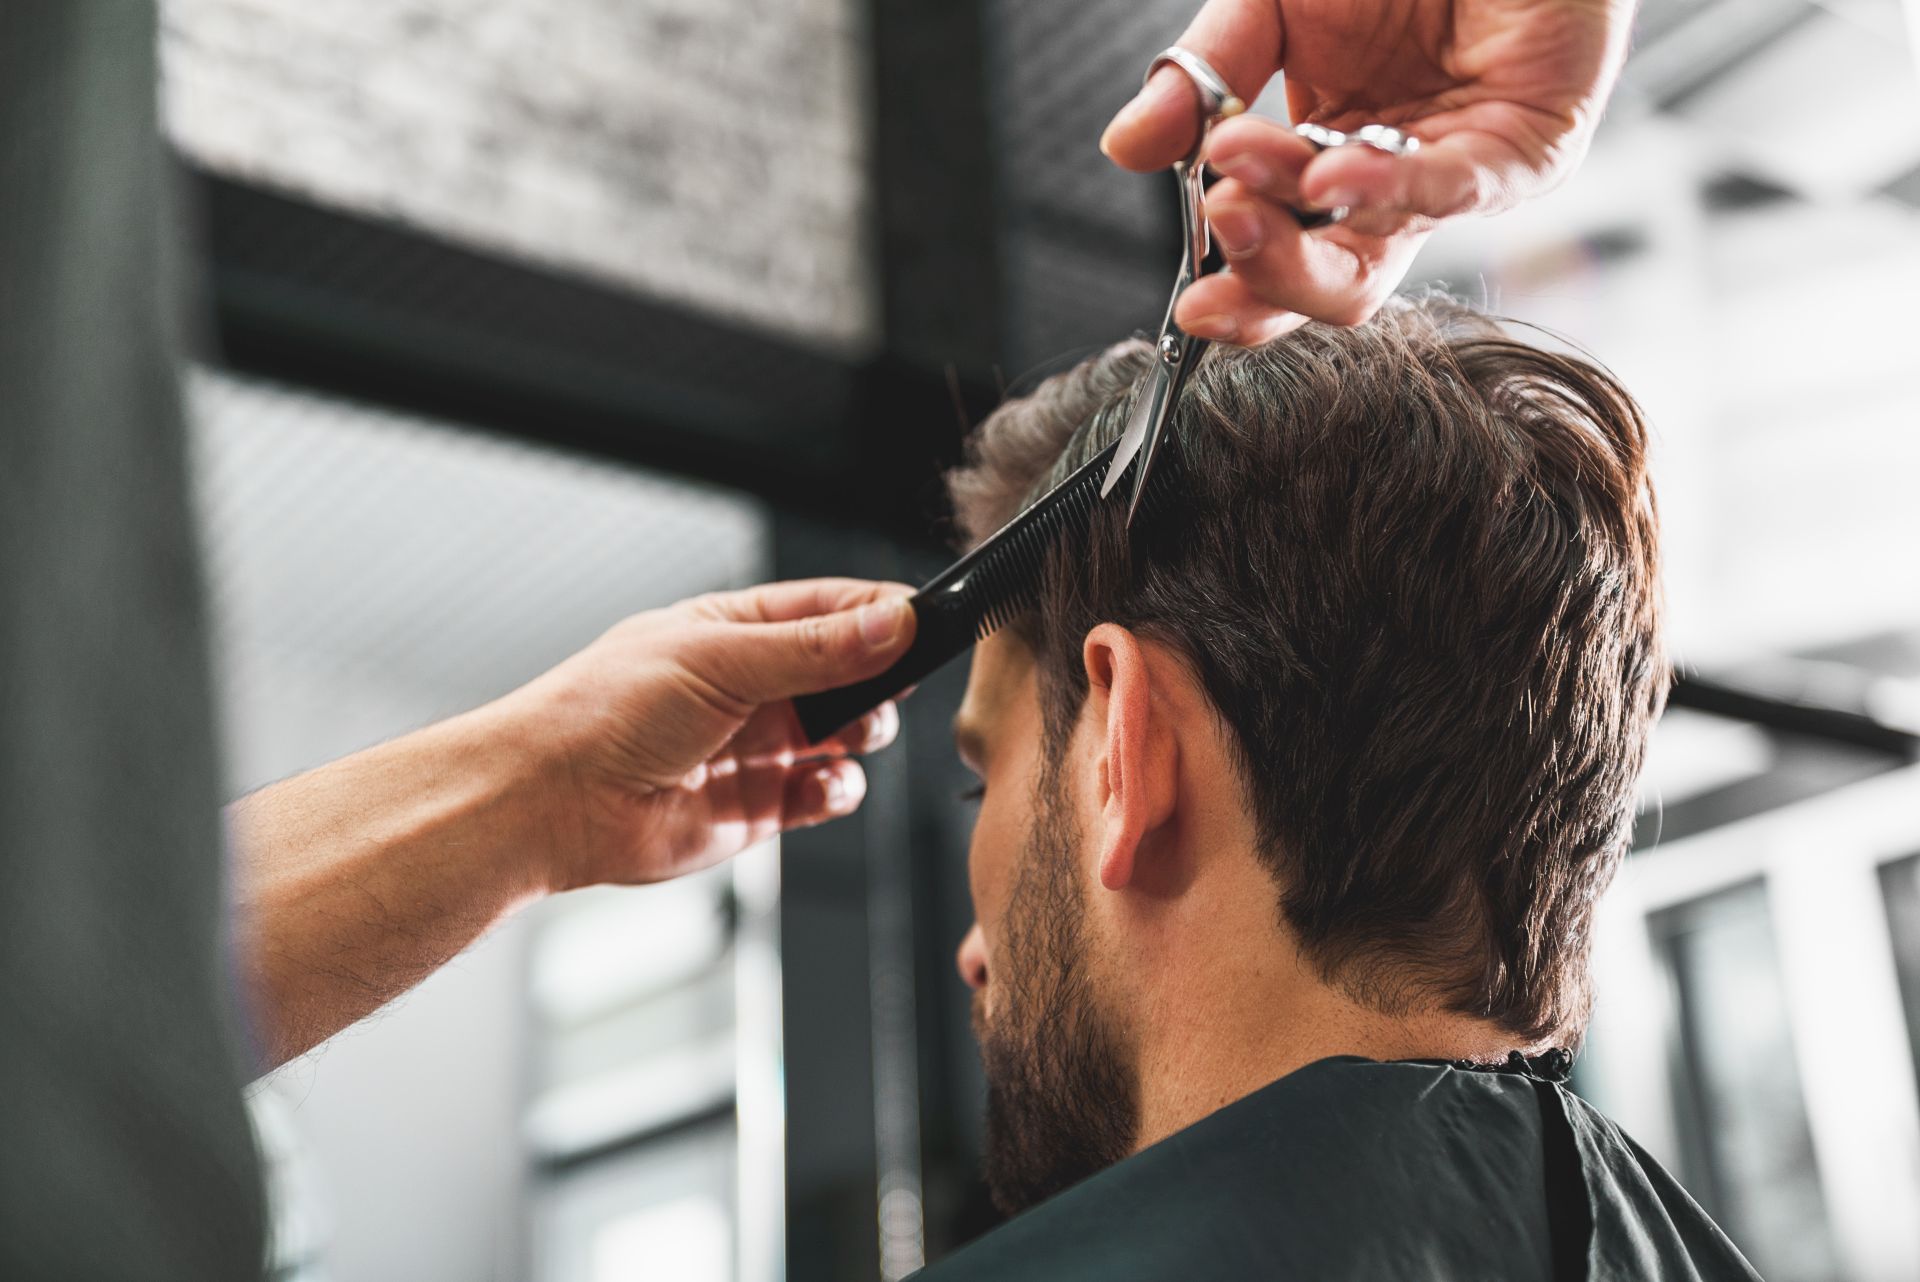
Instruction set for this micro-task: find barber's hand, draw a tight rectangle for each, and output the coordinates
[1100,0,1632,342]
[508,579,916,890]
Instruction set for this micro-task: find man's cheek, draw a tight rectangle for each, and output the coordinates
[975,811,1028,1011]
[971,800,1019,929]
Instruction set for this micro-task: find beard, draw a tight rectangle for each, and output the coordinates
[974,773,1139,1217]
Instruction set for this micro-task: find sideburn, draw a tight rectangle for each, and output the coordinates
[977,766,1140,1216]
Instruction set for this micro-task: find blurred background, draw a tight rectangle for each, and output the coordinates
[151,1,1920,1279]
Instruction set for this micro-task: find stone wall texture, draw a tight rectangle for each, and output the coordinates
[161,0,876,352]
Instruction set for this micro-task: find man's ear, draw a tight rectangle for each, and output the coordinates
[1082,623,1178,892]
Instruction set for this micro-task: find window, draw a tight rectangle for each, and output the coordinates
[1653,881,1841,1282]
[1879,853,1920,1090]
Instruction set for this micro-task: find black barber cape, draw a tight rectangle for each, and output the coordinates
[917,1058,1760,1282]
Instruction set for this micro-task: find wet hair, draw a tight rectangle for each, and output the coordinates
[947,296,1664,1043]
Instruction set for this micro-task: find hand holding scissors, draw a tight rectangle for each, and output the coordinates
[1100,49,1418,523]
[1100,0,1632,344]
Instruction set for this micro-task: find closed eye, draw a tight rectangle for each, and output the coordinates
[958,782,986,804]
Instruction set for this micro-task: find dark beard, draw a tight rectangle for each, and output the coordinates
[974,778,1138,1217]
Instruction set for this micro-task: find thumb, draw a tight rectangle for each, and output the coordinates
[1100,0,1284,172]
[686,596,916,709]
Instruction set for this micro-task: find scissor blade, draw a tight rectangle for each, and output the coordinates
[1123,418,1161,526]
[1100,375,1159,499]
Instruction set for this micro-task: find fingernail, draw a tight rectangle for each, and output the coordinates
[864,701,901,752]
[1321,188,1365,210]
[859,599,907,650]
[821,765,866,814]
[1212,153,1273,191]
[1188,313,1241,341]
[1209,206,1263,260]
[1099,94,1143,157]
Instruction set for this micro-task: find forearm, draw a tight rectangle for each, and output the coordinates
[228,699,565,1070]
[223,579,912,1071]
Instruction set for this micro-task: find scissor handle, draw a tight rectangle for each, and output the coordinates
[1286,121,1422,228]
[1146,47,1242,288]
[1146,48,1244,163]
[1100,48,1238,522]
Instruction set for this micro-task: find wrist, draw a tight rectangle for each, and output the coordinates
[479,674,616,896]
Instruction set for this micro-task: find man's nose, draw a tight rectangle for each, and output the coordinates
[956,923,989,991]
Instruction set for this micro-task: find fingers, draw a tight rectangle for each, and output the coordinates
[1100,0,1284,171]
[1170,273,1307,346]
[680,577,917,712]
[680,593,917,710]
[648,755,869,876]
[640,706,891,878]
[1141,114,1435,339]
[818,699,902,759]
[780,758,868,832]
[1176,176,1431,338]
[728,698,902,770]
[1203,113,1318,207]
[1299,123,1535,221]
[695,577,914,626]
[676,755,871,859]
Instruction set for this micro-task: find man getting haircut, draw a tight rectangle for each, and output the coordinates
[920,297,1759,1279]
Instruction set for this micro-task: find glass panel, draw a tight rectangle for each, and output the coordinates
[533,1119,738,1282]
[1654,880,1842,1282]
[1879,853,1920,1089]
[525,875,741,1163]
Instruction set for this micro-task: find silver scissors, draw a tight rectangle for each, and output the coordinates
[1099,47,1421,524]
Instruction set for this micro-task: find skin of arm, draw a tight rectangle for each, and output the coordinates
[229,579,914,1070]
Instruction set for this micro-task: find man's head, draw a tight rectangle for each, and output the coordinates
[946,297,1664,1214]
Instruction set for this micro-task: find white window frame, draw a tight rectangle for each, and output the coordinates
[1586,762,1920,1282]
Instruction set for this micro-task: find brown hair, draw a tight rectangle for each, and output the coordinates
[947,296,1664,1044]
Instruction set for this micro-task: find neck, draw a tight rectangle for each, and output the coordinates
[1117,854,1523,1155]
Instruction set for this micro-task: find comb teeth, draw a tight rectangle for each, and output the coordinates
[966,456,1103,638]
[790,437,1177,744]
[965,438,1181,640]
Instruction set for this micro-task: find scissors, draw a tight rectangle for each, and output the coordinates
[1099,47,1422,524]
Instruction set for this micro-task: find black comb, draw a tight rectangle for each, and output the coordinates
[794,436,1171,744]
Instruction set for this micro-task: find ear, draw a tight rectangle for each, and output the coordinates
[1082,623,1178,892]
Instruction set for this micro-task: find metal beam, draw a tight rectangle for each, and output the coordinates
[1669,672,1920,759]
[189,169,992,546]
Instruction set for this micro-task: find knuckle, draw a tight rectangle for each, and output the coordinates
[675,625,747,692]
[795,614,842,663]
[1324,298,1379,328]
[1336,293,1382,328]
